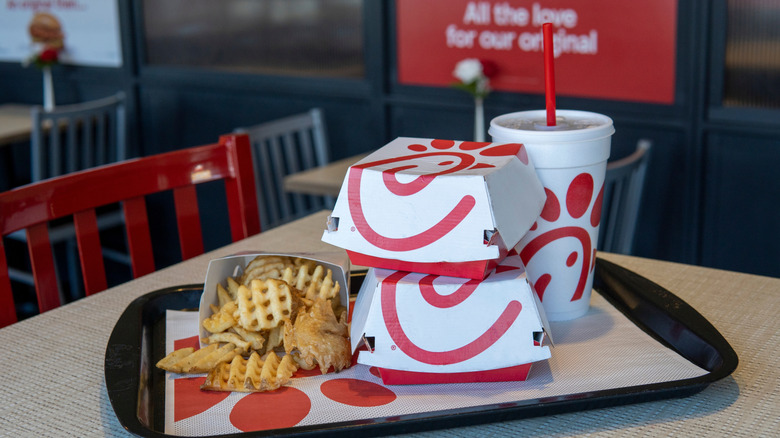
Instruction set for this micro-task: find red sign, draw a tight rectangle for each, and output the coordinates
[396,0,678,104]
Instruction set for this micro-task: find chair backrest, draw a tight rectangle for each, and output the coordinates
[235,108,331,230]
[30,92,126,182]
[599,139,652,255]
[0,134,260,328]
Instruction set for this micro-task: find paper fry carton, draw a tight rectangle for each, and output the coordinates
[198,251,351,344]
[321,137,545,280]
[350,253,552,385]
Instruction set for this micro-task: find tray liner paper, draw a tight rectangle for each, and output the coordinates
[163,293,708,436]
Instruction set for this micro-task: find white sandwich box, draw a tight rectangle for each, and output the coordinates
[321,137,546,280]
[350,252,552,385]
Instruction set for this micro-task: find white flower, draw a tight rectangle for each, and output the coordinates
[453,58,485,84]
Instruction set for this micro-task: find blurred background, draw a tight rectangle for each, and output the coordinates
[1,0,779,279]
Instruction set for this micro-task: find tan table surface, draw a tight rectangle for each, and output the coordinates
[283,153,369,197]
[0,210,777,437]
[0,104,34,147]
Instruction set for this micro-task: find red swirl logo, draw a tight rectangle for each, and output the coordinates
[380,270,522,365]
[347,139,527,252]
[520,173,602,302]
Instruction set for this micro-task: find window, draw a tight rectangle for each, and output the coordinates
[142,0,364,78]
[723,0,780,109]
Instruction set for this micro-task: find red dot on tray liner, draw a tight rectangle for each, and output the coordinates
[174,377,229,422]
[293,367,326,378]
[174,335,200,351]
[230,387,311,432]
[320,379,397,407]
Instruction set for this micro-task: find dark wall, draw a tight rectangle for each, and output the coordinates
[701,130,780,275]
[2,0,779,278]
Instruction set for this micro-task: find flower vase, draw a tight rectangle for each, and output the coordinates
[474,97,485,142]
[43,66,55,111]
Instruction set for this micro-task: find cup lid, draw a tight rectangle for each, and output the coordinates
[489,110,614,143]
[488,110,614,168]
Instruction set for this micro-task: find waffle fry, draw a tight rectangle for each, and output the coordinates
[282,263,342,304]
[239,255,294,286]
[201,332,251,353]
[190,343,242,373]
[232,326,266,351]
[237,279,295,331]
[226,276,241,300]
[156,343,241,374]
[156,347,195,371]
[292,257,318,272]
[158,255,348,392]
[202,300,237,334]
[248,351,298,391]
[216,283,232,308]
[202,356,245,392]
[201,351,298,392]
[263,325,285,354]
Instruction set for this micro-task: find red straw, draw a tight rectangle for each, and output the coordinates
[543,23,556,126]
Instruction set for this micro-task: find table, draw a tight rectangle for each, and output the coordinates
[1,210,777,436]
[0,104,34,147]
[283,153,368,197]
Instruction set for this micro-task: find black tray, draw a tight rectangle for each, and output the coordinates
[105,258,738,437]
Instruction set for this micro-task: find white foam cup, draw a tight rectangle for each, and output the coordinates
[489,110,614,321]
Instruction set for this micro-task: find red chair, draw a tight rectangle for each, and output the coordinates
[0,134,261,327]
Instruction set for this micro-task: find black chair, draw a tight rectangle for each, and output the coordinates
[7,92,128,294]
[599,139,652,255]
[235,108,333,230]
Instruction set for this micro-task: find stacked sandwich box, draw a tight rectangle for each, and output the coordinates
[322,137,553,384]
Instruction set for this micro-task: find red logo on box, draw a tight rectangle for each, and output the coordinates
[347,139,527,252]
[380,270,523,365]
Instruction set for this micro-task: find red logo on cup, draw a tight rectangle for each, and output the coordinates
[519,172,601,302]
